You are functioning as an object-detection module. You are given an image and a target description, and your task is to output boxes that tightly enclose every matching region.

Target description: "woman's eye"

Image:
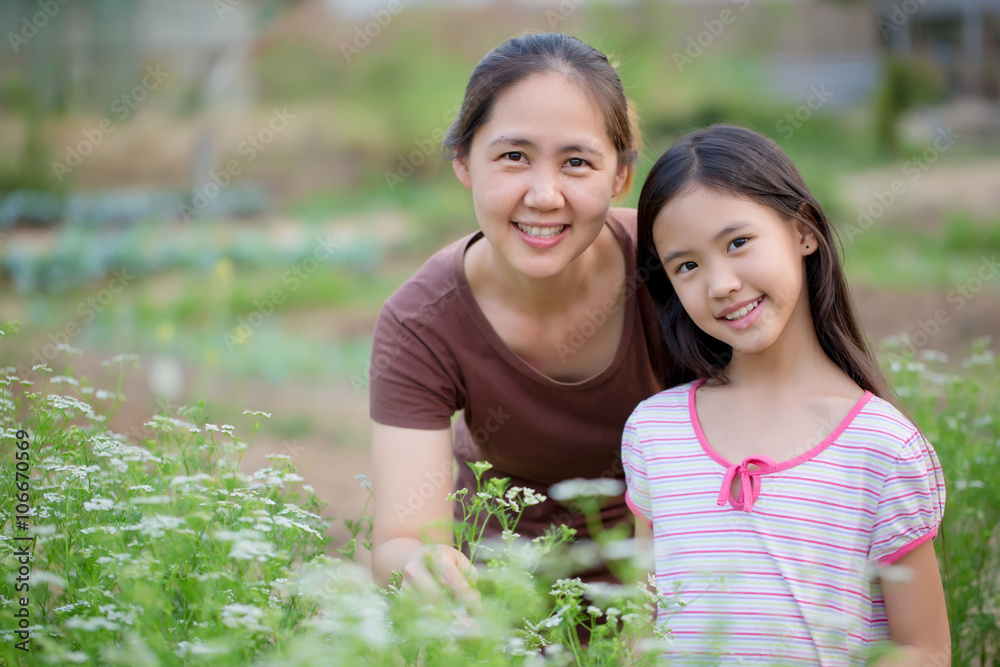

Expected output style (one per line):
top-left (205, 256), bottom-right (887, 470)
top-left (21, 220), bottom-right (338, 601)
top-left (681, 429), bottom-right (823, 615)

top-left (676, 261), bottom-right (697, 274)
top-left (728, 237), bottom-right (749, 251)
top-left (566, 157), bottom-right (587, 168)
top-left (503, 152), bottom-right (525, 162)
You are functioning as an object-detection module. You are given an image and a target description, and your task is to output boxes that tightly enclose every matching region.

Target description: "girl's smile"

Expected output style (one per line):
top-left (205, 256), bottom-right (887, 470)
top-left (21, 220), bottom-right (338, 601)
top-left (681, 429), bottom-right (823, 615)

top-left (718, 295), bottom-right (765, 330)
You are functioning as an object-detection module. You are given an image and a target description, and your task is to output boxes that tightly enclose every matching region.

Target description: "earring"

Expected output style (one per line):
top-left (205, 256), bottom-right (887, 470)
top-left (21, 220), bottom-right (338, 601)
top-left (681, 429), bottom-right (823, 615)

top-left (805, 245), bottom-right (810, 249)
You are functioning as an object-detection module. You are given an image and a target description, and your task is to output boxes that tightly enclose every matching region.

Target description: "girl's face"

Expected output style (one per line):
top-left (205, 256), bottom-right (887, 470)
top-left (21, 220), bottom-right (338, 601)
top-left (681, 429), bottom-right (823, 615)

top-left (453, 72), bottom-right (628, 280)
top-left (652, 184), bottom-right (818, 357)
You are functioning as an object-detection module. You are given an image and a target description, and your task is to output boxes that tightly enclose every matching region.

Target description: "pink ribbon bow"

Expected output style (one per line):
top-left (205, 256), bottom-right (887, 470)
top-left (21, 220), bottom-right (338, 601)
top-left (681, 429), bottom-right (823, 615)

top-left (717, 456), bottom-right (777, 513)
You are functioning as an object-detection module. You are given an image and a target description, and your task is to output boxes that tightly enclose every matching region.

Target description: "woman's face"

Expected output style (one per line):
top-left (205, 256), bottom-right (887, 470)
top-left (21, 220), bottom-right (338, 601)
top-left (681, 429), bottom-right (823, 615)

top-left (453, 72), bottom-right (628, 280)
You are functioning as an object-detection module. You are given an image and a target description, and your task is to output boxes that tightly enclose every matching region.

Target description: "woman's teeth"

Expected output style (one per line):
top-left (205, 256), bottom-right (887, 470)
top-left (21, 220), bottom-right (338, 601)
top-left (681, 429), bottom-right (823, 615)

top-left (516, 223), bottom-right (565, 239)
top-left (724, 297), bottom-right (763, 321)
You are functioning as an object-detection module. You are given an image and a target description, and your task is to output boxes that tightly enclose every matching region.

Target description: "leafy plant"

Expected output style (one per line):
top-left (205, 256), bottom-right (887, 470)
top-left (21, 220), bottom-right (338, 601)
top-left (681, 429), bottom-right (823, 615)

top-left (2, 321), bottom-right (997, 665)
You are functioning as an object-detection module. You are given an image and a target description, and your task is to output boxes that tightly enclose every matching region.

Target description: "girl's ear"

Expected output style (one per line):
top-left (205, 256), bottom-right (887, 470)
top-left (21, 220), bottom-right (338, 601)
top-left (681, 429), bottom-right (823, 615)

top-left (453, 155), bottom-right (472, 190)
top-left (797, 220), bottom-right (819, 256)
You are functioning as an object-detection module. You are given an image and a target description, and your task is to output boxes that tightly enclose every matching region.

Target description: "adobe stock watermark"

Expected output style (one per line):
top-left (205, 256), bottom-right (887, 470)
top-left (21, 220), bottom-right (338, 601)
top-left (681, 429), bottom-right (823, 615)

top-left (775, 84), bottom-right (834, 140)
top-left (878, 0), bottom-right (929, 41)
top-left (841, 126), bottom-right (960, 244)
top-left (222, 232), bottom-right (340, 351)
top-left (546, 0), bottom-right (585, 30)
top-left (886, 254), bottom-right (999, 362)
top-left (393, 407), bottom-right (511, 521)
top-left (179, 107), bottom-right (295, 222)
top-left (51, 65), bottom-right (170, 182)
top-left (352, 275), bottom-right (464, 395)
top-left (214, 0), bottom-right (247, 20)
top-left (672, 0), bottom-right (751, 73)
top-left (384, 103), bottom-right (461, 192)
top-left (340, 0), bottom-right (406, 64)
top-left (8, 0), bottom-right (70, 54)
top-left (556, 252), bottom-right (662, 363)
top-left (26, 269), bottom-right (135, 370)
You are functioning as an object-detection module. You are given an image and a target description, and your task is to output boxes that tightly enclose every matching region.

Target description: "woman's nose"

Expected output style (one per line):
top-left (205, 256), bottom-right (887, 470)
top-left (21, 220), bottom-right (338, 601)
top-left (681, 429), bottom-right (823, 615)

top-left (524, 168), bottom-right (565, 211)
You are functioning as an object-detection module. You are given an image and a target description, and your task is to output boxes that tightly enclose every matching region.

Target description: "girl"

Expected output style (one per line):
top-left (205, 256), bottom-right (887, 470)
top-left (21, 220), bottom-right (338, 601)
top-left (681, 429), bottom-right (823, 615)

top-left (624, 125), bottom-right (949, 665)
top-left (370, 33), bottom-right (669, 600)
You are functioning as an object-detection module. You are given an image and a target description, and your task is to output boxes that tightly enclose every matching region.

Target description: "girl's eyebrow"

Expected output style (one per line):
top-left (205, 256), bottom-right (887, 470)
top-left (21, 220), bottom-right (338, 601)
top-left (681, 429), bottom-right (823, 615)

top-left (488, 137), bottom-right (604, 156)
top-left (660, 222), bottom-right (750, 265)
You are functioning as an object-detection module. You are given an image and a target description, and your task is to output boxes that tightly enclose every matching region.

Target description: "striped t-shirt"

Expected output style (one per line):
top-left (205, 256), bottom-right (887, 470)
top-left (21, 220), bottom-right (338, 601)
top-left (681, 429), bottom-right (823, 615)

top-left (622, 380), bottom-right (945, 665)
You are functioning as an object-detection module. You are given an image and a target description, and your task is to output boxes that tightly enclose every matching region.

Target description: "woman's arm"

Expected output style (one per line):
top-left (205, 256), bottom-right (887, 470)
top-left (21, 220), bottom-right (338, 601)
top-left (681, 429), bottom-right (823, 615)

top-left (876, 540), bottom-right (951, 666)
top-left (371, 422), bottom-right (477, 603)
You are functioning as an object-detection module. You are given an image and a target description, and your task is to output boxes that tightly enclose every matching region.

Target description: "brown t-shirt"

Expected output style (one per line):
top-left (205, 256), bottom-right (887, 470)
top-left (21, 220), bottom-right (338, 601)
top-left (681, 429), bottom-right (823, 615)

top-left (369, 213), bottom-right (667, 565)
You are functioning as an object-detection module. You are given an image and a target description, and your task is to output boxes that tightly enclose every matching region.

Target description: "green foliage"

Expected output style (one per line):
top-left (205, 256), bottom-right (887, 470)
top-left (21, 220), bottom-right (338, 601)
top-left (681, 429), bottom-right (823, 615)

top-left (838, 210), bottom-right (1000, 288)
top-left (882, 338), bottom-right (1000, 665)
top-left (2, 322), bottom-right (997, 665)
top-left (875, 56), bottom-right (946, 156)
top-left (0, 77), bottom-right (65, 198)
top-left (0, 327), bottom-right (330, 665)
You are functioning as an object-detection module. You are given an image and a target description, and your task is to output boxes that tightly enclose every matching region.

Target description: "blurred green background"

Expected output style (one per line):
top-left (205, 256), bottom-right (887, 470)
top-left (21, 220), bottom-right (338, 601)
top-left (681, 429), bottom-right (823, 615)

top-left (1, 0), bottom-right (999, 540)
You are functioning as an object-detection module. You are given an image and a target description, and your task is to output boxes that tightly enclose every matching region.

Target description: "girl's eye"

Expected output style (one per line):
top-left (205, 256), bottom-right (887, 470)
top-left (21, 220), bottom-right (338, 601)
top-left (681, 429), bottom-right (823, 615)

top-left (566, 157), bottom-right (587, 168)
top-left (728, 237), bottom-right (749, 251)
top-left (504, 152), bottom-right (525, 162)
top-left (676, 261), bottom-right (697, 274)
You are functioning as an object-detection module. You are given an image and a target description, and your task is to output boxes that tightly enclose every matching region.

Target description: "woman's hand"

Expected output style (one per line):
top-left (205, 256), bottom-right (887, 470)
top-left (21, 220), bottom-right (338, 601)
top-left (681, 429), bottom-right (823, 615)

top-left (401, 544), bottom-right (481, 610)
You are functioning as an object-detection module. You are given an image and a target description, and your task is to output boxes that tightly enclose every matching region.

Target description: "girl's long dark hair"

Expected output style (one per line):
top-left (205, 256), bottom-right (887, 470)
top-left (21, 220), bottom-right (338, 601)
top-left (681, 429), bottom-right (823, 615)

top-left (636, 124), bottom-right (896, 403)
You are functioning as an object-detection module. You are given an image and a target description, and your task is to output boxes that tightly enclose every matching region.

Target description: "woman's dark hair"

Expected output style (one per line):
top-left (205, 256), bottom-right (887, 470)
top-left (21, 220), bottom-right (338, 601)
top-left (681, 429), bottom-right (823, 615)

top-left (444, 32), bottom-right (640, 195)
top-left (636, 124), bottom-right (896, 402)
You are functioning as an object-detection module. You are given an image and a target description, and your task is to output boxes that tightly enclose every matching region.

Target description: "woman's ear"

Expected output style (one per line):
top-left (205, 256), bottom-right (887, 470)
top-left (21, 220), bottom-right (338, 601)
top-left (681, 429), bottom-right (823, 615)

top-left (452, 155), bottom-right (472, 190)
top-left (611, 160), bottom-right (629, 199)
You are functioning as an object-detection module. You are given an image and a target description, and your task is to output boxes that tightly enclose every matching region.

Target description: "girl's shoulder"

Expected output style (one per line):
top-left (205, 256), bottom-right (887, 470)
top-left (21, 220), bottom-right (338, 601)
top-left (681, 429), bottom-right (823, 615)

top-left (853, 394), bottom-right (923, 444)
top-left (631, 379), bottom-right (701, 416)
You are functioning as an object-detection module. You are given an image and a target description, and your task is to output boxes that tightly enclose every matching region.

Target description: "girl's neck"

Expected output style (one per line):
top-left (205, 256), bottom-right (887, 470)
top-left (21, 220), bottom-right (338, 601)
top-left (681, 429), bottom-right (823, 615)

top-left (727, 313), bottom-right (850, 398)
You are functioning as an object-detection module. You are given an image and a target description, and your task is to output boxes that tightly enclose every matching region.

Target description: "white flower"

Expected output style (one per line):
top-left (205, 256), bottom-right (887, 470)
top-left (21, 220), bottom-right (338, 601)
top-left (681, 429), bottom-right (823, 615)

top-left (57, 343), bottom-right (83, 356)
top-left (170, 473), bottom-right (214, 490)
top-left (50, 376), bottom-right (80, 386)
top-left (221, 603), bottom-right (271, 632)
top-left (242, 410), bottom-right (272, 418)
top-left (84, 497), bottom-right (115, 511)
top-left (123, 514), bottom-right (186, 538)
top-left (32, 571), bottom-right (67, 588)
top-left (101, 353), bottom-right (139, 368)
top-left (32, 363), bottom-right (52, 373)
top-left (175, 639), bottom-right (226, 657)
top-left (548, 478), bottom-right (625, 502)
top-left (47, 394), bottom-right (98, 418)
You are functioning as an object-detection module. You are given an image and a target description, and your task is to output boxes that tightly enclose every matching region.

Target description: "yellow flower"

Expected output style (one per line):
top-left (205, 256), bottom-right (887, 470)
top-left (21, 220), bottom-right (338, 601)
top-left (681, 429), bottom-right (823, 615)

top-left (213, 257), bottom-right (234, 282)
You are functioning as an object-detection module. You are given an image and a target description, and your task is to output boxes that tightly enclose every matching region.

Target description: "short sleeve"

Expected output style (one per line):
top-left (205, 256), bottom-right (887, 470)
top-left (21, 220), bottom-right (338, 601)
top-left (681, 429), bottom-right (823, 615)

top-left (869, 432), bottom-right (946, 564)
top-left (622, 410), bottom-right (653, 527)
top-left (368, 303), bottom-right (462, 430)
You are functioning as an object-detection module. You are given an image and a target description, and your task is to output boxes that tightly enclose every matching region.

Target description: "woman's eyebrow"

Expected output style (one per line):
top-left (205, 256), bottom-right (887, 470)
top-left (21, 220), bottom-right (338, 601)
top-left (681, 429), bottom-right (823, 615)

top-left (487, 137), bottom-right (604, 156)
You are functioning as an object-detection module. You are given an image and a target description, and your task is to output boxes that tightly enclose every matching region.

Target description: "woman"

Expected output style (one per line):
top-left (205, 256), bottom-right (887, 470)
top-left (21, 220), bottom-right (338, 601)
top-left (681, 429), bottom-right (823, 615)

top-left (370, 33), bottom-right (669, 599)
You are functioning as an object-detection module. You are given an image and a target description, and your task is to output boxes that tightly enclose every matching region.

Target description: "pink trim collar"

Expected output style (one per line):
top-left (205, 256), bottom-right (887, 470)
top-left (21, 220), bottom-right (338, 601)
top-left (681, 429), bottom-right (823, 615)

top-left (688, 378), bottom-right (873, 511)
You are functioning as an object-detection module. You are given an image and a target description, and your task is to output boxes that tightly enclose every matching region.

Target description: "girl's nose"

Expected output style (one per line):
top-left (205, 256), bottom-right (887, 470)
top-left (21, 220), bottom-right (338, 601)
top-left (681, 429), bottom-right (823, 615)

top-left (707, 264), bottom-right (741, 300)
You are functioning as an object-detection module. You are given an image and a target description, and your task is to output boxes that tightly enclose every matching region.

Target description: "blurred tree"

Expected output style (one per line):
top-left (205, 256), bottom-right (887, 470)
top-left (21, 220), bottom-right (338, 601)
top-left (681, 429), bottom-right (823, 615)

top-left (874, 54), bottom-right (945, 155)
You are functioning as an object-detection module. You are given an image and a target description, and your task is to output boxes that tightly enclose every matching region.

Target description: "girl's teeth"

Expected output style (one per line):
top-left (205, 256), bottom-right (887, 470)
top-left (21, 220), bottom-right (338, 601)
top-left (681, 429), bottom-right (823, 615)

top-left (516, 223), bottom-right (565, 239)
top-left (725, 297), bottom-right (762, 321)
